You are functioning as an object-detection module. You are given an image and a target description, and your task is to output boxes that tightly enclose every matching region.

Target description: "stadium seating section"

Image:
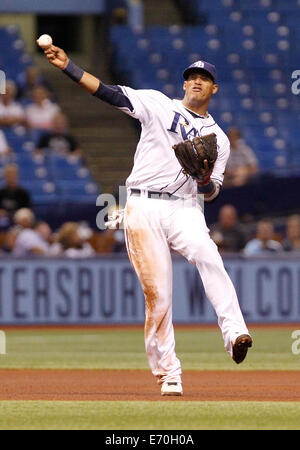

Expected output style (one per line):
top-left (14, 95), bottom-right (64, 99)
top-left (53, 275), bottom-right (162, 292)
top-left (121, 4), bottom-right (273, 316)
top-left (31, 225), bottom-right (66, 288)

top-left (0, 25), bottom-right (99, 206)
top-left (110, 0), bottom-right (300, 173)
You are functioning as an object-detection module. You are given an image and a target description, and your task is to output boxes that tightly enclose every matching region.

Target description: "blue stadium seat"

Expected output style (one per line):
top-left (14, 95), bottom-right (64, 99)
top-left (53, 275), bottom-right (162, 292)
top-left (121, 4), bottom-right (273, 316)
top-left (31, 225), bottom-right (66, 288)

top-left (200, 0), bottom-right (232, 12)
top-left (2, 128), bottom-right (30, 152)
top-left (52, 166), bottom-right (92, 182)
top-left (206, 10), bottom-right (246, 26)
top-left (20, 180), bottom-right (58, 204)
top-left (247, 10), bottom-right (283, 25)
top-left (19, 165), bottom-right (49, 181)
top-left (48, 154), bottom-right (80, 168)
top-left (56, 180), bottom-right (99, 203)
top-left (238, 0), bottom-right (276, 12)
top-left (276, 0), bottom-right (300, 13)
top-left (110, 22), bottom-right (300, 173)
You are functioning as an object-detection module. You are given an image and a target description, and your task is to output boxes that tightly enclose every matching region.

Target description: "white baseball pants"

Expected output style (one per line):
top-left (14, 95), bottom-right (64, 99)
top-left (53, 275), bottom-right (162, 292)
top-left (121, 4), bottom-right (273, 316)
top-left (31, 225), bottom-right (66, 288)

top-left (124, 191), bottom-right (249, 384)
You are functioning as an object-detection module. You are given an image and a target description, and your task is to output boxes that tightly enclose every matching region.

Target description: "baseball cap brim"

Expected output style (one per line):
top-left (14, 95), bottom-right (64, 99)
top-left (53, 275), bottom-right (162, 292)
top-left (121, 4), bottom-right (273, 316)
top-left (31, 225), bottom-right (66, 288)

top-left (183, 67), bottom-right (216, 82)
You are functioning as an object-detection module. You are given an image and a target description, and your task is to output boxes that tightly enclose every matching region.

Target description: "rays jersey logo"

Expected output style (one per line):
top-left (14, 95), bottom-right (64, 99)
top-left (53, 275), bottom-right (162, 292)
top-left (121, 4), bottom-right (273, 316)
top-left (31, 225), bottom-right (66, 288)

top-left (168, 111), bottom-right (199, 140)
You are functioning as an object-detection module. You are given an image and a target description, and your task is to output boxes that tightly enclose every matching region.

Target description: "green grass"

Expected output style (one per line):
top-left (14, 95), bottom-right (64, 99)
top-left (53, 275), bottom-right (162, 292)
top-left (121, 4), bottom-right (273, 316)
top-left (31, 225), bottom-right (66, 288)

top-left (0, 401), bottom-right (299, 430)
top-left (0, 327), bottom-right (299, 370)
top-left (0, 326), bottom-right (299, 430)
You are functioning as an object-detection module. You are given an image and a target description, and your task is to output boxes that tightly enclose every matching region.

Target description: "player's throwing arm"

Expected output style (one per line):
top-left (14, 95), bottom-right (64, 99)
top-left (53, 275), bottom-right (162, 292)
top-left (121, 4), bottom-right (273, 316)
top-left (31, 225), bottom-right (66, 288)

top-left (39, 37), bottom-right (134, 112)
top-left (38, 37), bottom-right (100, 94)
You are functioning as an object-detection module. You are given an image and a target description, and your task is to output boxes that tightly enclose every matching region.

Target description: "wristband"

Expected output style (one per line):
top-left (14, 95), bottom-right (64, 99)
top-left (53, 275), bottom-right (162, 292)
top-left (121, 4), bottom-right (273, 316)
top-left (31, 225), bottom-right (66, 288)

top-left (62, 59), bottom-right (84, 82)
top-left (197, 180), bottom-right (214, 194)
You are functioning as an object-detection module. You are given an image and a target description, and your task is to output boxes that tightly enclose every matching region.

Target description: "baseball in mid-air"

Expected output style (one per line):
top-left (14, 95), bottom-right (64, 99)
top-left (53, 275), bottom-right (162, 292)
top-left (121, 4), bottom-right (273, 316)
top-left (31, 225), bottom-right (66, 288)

top-left (37, 34), bottom-right (53, 48)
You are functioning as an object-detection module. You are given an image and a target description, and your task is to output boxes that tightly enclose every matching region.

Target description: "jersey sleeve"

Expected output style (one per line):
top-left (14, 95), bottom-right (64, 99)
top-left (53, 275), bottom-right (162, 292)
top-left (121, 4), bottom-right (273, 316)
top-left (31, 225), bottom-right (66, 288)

top-left (118, 86), bottom-right (152, 123)
top-left (211, 133), bottom-right (230, 187)
top-left (93, 83), bottom-right (159, 124)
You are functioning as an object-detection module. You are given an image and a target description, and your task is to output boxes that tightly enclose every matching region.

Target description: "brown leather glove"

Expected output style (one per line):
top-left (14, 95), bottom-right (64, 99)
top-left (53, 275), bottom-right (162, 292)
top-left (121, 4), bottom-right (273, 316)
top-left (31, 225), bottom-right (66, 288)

top-left (173, 133), bottom-right (218, 185)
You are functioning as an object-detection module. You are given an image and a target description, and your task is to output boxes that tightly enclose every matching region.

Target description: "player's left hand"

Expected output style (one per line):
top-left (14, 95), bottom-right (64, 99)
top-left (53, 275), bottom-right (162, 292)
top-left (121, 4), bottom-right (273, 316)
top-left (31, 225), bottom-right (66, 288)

top-left (173, 133), bottom-right (217, 184)
top-left (196, 159), bottom-right (213, 186)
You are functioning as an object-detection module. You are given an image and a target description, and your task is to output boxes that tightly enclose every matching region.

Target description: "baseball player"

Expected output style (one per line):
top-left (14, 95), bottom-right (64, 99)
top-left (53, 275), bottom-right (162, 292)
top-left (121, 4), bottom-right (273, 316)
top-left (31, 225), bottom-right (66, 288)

top-left (42, 43), bottom-right (252, 396)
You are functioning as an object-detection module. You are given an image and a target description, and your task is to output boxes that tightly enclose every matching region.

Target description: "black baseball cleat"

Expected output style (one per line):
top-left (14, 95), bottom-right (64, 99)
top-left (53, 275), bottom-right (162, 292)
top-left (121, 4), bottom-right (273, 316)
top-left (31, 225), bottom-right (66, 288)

top-left (232, 334), bottom-right (253, 364)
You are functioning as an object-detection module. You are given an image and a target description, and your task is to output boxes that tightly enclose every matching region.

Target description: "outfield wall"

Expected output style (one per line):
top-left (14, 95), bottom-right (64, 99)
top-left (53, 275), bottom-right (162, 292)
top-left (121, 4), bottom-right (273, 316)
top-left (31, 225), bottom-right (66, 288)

top-left (0, 255), bottom-right (299, 325)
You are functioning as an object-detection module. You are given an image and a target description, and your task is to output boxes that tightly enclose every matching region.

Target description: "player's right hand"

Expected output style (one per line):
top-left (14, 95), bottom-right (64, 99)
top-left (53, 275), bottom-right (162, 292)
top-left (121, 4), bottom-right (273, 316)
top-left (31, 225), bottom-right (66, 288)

top-left (39, 43), bottom-right (69, 70)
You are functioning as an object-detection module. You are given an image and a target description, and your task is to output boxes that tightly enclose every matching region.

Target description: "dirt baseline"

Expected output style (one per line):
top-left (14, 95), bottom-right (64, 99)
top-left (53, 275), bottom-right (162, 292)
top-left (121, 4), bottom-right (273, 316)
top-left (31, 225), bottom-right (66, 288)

top-left (0, 370), bottom-right (300, 401)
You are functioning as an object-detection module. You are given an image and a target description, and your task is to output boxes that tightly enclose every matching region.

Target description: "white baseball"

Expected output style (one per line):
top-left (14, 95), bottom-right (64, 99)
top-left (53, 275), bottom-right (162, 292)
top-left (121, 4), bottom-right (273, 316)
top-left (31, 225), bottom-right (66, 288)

top-left (37, 34), bottom-right (53, 48)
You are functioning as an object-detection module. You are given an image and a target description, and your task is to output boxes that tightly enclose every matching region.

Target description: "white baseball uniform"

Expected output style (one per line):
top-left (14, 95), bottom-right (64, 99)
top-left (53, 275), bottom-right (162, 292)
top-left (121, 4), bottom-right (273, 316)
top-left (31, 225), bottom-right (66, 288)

top-left (99, 84), bottom-right (249, 385)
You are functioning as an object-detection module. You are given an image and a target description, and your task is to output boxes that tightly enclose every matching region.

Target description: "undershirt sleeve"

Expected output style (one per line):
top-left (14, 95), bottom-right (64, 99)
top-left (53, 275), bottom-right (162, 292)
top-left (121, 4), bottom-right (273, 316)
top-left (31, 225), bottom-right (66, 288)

top-left (93, 83), bottom-right (134, 112)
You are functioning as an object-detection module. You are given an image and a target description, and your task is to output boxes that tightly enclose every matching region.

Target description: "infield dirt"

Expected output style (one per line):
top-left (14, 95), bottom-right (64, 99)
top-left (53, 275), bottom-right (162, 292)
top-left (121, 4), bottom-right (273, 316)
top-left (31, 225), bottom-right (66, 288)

top-left (1, 369), bottom-right (300, 402)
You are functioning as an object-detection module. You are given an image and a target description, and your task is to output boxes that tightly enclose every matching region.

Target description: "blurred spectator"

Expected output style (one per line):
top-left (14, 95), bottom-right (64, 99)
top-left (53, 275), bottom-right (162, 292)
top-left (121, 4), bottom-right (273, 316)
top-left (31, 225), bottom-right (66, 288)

top-left (0, 209), bottom-right (11, 231)
top-left (111, 8), bottom-right (128, 25)
top-left (1, 226), bottom-right (19, 253)
top-left (244, 220), bottom-right (282, 255)
top-left (282, 215), bottom-right (300, 251)
top-left (210, 204), bottom-right (247, 252)
top-left (98, 228), bottom-right (127, 253)
top-left (0, 130), bottom-right (12, 158)
top-left (173, 0), bottom-right (206, 24)
top-left (92, 228), bottom-right (115, 253)
top-left (1, 208), bottom-right (31, 253)
top-left (52, 222), bottom-right (95, 258)
top-left (18, 66), bottom-right (49, 100)
top-left (36, 112), bottom-right (82, 158)
top-left (13, 209), bottom-right (51, 256)
top-left (107, 0), bottom-right (128, 25)
top-left (13, 206), bottom-right (35, 229)
top-left (224, 127), bottom-right (258, 188)
top-left (25, 86), bottom-right (60, 131)
top-left (0, 164), bottom-right (31, 217)
top-left (113, 229), bottom-right (126, 252)
top-left (0, 80), bottom-right (27, 128)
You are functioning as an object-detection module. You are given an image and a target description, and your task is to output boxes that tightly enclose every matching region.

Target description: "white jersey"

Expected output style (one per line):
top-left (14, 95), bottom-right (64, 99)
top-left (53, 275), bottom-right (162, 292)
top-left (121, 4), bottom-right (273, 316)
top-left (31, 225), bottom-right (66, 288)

top-left (119, 86), bottom-right (230, 197)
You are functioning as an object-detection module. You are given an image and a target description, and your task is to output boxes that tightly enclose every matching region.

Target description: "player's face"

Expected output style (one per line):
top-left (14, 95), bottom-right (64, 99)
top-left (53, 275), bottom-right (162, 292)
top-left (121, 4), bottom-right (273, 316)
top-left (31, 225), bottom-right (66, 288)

top-left (183, 72), bottom-right (218, 105)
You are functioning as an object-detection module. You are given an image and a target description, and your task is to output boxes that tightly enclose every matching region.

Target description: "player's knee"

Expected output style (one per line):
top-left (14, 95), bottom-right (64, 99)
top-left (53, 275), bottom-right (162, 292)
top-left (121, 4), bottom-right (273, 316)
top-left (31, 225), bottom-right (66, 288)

top-left (144, 289), bottom-right (170, 315)
top-left (146, 305), bottom-right (170, 328)
top-left (185, 240), bottom-right (206, 264)
top-left (187, 238), bottom-right (219, 265)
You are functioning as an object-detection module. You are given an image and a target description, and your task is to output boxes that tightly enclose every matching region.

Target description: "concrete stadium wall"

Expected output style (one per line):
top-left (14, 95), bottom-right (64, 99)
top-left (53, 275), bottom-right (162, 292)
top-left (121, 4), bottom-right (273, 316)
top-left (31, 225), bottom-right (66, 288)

top-left (0, 254), bottom-right (299, 325)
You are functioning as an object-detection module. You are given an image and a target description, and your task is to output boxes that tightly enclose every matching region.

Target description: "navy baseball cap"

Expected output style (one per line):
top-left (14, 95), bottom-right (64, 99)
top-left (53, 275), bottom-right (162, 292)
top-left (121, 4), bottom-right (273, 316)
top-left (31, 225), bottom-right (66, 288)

top-left (183, 60), bottom-right (217, 82)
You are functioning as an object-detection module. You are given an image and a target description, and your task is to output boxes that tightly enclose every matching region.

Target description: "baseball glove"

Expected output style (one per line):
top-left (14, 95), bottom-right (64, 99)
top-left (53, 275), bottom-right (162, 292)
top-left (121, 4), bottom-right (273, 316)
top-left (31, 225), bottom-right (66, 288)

top-left (173, 133), bottom-right (218, 185)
